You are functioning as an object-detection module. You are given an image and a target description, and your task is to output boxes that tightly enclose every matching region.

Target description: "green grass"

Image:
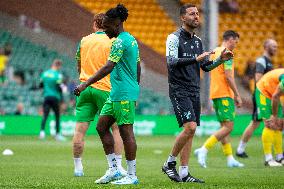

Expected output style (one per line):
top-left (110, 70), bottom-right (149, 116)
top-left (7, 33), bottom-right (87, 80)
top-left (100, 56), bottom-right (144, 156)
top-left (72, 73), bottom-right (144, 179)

top-left (0, 136), bottom-right (284, 188)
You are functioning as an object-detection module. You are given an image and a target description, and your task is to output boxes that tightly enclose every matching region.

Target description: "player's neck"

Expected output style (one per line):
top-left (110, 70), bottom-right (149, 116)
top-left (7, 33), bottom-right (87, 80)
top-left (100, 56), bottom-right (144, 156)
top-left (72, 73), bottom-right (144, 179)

top-left (182, 25), bottom-right (195, 36)
top-left (119, 26), bottom-right (124, 34)
top-left (51, 66), bottom-right (58, 71)
top-left (263, 52), bottom-right (271, 60)
top-left (95, 29), bottom-right (104, 32)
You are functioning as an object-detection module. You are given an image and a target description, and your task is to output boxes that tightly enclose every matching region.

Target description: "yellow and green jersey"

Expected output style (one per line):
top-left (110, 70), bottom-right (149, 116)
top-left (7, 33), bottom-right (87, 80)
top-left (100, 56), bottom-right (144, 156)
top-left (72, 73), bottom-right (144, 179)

top-left (256, 68), bottom-right (284, 99)
top-left (108, 32), bottom-right (140, 101)
top-left (41, 69), bottom-right (63, 100)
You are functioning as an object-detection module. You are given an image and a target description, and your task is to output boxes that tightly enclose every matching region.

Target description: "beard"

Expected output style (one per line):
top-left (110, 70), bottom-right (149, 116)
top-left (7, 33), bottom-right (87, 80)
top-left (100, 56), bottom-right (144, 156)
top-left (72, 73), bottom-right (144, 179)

top-left (268, 49), bottom-right (276, 56)
top-left (186, 20), bottom-right (199, 29)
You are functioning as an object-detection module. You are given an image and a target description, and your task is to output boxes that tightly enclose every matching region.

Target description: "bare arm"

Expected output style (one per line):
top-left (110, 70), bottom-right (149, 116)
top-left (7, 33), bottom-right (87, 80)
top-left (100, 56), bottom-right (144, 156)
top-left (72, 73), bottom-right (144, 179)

top-left (271, 85), bottom-right (283, 117)
top-left (266, 85), bottom-right (284, 130)
top-left (137, 62), bottom-right (141, 84)
top-left (77, 60), bottom-right (81, 74)
top-left (200, 48), bottom-right (234, 72)
top-left (74, 61), bottom-right (115, 96)
top-left (255, 73), bottom-right (263, 82)
top-left (75, 41), bottom-right (81, 74)
top-left (225, 69), bottom-right (242, 107)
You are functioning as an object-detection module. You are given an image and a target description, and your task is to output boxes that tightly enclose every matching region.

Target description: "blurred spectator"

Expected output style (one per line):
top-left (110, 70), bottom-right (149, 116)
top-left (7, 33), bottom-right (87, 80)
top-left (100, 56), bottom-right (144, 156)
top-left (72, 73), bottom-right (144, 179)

top-left (4, 43), bottom-right (12, 56)
top-left (13, 70), bottom-right (25, 85)
top-left (0, 47), bottom-right (9, 84)
top-left (19, 14), bottom-right (41, 33)
top-left (4, 43), bottom-right (13, 81)
top-left (0, 107), bottom-right (5, 115)
top-left (14, 102), bottom-right (24, 115)
top-left (218, 0), bottom-right (239, 13)
top-left (242, 60), bottom-right (255, 92)
top-left (37, 106), bottom-right (43, 115)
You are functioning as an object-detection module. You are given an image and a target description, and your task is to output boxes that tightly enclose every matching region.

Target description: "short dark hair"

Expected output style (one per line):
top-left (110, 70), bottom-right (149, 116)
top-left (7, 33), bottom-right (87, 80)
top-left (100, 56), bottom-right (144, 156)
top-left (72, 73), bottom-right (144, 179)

top-left (93, 13), bottom-right (105, 29)
top-left (222, 30), bottom-right (239, 41)
top-left (180, 3), bottom-right (196, 16)
top-left (105, 4), bottom-right (128, 22)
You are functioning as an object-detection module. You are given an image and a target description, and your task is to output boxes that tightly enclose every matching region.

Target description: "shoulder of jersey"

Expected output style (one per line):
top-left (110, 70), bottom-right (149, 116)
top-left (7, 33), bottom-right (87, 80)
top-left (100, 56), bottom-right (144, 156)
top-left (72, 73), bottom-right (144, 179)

top-left (255, 56), bottom-right (265, 64)
top-left (82, 33), bottom-right (98, 40)
top-left (194, 34), bottom-right (202, 41)
top-left (256, 56), bottom-right (265, 60)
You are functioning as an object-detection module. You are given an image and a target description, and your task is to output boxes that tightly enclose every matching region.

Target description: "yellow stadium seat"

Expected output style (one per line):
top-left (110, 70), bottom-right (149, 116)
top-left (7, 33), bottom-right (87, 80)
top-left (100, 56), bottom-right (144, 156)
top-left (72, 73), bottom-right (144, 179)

top-left (218, 0), bottom-right (284, 75)
top-left (74, 0), bottom-right (177, 55)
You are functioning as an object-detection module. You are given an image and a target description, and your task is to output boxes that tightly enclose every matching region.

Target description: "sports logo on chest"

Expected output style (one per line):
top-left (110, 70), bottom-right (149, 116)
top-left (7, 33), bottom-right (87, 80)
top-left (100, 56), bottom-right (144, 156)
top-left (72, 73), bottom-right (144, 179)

top-left (195, 41), bottom-right (200, 49)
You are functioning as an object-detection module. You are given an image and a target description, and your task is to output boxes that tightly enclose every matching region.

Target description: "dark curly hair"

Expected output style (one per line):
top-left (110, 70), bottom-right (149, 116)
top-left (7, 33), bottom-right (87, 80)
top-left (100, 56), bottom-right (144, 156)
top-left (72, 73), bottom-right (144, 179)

top-left (105, 4), bottom-right (128, 22)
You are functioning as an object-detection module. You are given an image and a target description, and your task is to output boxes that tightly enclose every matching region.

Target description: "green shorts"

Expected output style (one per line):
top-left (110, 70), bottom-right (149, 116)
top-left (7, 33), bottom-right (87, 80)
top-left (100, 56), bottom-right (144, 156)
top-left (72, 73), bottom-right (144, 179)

top-left (100, 99), bottom-right (136, 126)
top-left (76, 87), bottom-right (110, 122)
top-left (213, 97), bottom-right (235, 122)
top-left (255, 88), bottom-right (283, 120)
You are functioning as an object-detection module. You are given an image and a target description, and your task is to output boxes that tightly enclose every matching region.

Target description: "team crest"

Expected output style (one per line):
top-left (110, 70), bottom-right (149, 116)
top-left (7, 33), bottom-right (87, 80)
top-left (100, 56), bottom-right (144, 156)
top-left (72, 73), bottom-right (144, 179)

top-left (222, 99), bottom-right (229, 106)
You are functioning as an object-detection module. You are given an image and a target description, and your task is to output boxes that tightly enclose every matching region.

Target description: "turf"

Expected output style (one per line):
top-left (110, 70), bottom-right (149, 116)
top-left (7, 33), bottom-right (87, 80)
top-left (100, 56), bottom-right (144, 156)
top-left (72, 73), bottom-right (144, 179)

top-left (0, 135), bottom-right (283, 188)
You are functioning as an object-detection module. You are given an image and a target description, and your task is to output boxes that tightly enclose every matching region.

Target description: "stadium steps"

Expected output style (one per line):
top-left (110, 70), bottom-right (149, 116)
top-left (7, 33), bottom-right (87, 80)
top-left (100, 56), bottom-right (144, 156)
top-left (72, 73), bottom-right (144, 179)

top-left (0, 30), bottom-right (171, 115)
top-left (0, 30), bottom-right (77, 115)
top-left (74, 0), bottom-right (177, 55)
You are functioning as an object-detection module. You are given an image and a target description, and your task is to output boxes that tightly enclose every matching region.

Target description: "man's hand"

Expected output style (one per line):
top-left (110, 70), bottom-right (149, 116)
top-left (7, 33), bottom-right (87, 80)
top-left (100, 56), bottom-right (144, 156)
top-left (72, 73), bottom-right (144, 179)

top-left (196, 51), bottom-right (214, 62)
top-left (235, 95), bottom-right (242, 108)
top-left (73, 83), bottom-right (87, 96)
top-left (220, 48), bottom-right (234, 61)
top-left (265, 115), bottom-right (278, 130)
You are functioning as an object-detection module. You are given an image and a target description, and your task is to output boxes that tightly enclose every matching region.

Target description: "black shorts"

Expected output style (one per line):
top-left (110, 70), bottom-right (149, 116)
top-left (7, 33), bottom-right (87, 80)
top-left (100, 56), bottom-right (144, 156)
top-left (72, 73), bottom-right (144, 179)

top-left (170, 93), bottom-right (200, 127)
top-left (252, 90), bottom-right (261, 121)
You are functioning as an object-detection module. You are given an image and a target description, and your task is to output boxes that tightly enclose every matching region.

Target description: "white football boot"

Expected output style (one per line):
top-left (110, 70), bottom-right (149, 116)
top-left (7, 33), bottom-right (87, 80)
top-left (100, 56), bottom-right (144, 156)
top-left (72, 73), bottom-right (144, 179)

top-left (95, 168), bottom-right (122, 184)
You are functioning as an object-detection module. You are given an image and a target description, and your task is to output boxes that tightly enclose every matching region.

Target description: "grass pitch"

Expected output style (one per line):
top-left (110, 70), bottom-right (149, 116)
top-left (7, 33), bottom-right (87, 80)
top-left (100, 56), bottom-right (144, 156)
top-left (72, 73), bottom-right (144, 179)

top-left (1, 135), bottom-right (284, 188)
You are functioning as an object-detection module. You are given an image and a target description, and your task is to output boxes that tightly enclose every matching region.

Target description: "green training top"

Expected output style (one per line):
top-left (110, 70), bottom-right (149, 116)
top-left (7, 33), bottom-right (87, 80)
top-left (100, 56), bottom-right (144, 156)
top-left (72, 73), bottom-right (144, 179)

top-left (41, 69), bottom-right (63, 100)
top-left (108, 32), bottom-right (140, 101)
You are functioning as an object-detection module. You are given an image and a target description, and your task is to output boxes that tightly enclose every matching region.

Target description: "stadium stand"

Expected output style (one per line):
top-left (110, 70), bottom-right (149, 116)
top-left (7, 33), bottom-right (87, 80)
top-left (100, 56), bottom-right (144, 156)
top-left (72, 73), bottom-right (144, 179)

top-left (181, 0), bottom-right (284, 76)
top-left (74, 0), bottom-right (177, 55)
top-left (0, 30), bottom-right (171, 115)
top-left (219, 0), bottom-right (284, 76)
top-left (0, 30), bottom-right (77, 115)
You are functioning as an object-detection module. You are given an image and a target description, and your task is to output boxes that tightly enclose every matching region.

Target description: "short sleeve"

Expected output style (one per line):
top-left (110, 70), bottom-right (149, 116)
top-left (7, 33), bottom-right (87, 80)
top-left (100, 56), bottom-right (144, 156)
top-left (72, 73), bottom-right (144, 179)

top-left (224, 59), bottom-right (233, 70)
top-left (57, 74), bottom-right (63, 84)
top-left (75, 41), bottom-right (81, 62)
top-left (279, 74), bottom-right (284, 91)
top-left (137, 49), bottom-right (140, 63)
top-left (108, 38), bottom-right (124, 63)
top-left (255, 57), bottom-right (266, 74)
